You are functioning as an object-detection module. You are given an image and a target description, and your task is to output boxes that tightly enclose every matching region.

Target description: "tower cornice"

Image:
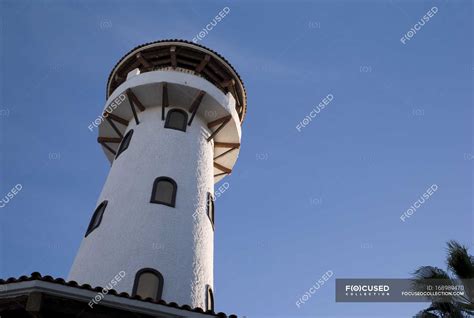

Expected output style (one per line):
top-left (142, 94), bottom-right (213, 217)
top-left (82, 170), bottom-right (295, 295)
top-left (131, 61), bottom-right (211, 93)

top-left (106, 39), bottom-right (247, 123)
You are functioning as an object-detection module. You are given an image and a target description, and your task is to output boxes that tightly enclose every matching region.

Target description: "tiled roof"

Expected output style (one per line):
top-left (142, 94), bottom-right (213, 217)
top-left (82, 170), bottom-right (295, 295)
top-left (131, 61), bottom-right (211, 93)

top-left (0, 272), bottom-right (237, 318)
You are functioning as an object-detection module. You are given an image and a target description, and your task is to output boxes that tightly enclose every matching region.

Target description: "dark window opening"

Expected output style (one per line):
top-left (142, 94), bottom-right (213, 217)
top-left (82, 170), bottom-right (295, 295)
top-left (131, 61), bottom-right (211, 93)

top-left (85, 200), bottom-right (108, 237)
top-left (132, 268), bottom-right (164, 301)
top-left (150, 177), bottom-right (177, 207)
top-left (116, 129), bottom-right (134, 158)
top-left (165, 109), bottom-right (188, 132)
top-left (206, 285), bottom-right (214, 311)
top-left (207, 192), bottom-right (214, 229)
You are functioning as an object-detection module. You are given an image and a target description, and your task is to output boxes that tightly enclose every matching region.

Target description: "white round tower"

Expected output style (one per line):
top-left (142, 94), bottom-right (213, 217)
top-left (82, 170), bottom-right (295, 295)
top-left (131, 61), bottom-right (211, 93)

top-left (68, 40), bottom-right (246, 311)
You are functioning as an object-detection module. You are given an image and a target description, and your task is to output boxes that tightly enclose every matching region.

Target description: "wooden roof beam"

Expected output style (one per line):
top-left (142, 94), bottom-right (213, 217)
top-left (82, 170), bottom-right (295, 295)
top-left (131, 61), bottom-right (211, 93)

top-left (207, 115), bottom-right (231, 142)
top-left (221, 79), bottom-right (235, 88)
top-left (97, 137), bottom-right (122, 143)
top-left (214, 147), bottom-right (238, 160)
top-left (178, 50), bottom-right (206, 61)
top-left (207, 61), bottom-right (228, 80)
top-left (136, 53), bottom-right (151, 69)
top-left (176, 57), bottom-right (196, 67)
top-left (114, 73), bottom-right (124, 82)
top-left (105, 117), bottom-right (124, 138)
top-left (126, 89), bottom-right (146, 112)
top-left (208, 115), bottom-right (232, 129)
top-left (214, 162), bottom-right (232, 174)
top-left (170, 46), bottom-right (177, 68)
top-left (126, 90), bottom-right (141, 125)
top-left (105, 113), bottom-right (129, 126)
top-left (214, 142), bottom-right (240, 148)
top-left (188, 91), bottom-right (206, 113)
top-left (201, 68), bottom-right (222, 87)
top-left (99, 141), bottom-right (117, 156)
top-left (188, 91), bottom-right (206, 126)
top-left (195, 54), bottom-right (211, 73)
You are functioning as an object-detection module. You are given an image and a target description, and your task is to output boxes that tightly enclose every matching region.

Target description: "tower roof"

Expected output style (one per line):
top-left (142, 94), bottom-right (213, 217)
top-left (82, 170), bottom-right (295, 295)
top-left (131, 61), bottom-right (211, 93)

top-left (106, 39), bottom-right (247, 123)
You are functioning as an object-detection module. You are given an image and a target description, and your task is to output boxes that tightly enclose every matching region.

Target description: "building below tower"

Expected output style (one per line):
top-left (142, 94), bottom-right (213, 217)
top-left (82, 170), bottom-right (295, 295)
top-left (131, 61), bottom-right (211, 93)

top-left (0, 272), bottom-right (237, 318)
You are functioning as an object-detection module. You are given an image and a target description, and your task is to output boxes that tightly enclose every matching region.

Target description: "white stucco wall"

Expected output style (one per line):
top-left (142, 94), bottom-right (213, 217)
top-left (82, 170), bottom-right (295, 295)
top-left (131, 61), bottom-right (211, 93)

top-left (69, 105), bottom-right (215, 308)
top-left (97, 70), bottom-right (242, 183)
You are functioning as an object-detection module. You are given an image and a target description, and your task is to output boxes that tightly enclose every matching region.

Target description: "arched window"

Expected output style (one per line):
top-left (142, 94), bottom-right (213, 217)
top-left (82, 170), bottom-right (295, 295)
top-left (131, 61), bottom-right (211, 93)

top-left (206, 285), bottom-right (214, 311)
top-left (116, 129), bottom-right (134, 158)
top-left (150, 177), bottom-right (177, 207)
top-left (85, 200), bottom-right (108, 237)
top-left (207, 192), bottom-right (214, 229)
top-left (132, 268), bottom-right (164, 301)
top-left (164, 109), bottom-right (188, 132)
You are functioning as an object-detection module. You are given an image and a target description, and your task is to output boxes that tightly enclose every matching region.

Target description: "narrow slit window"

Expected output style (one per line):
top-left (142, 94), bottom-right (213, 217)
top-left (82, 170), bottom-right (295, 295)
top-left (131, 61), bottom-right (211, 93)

top-left (150, 177), bottom-right (177, 207)
top-left (116, 129), bottom-right (134, 158)
top-left (207, 192), bottom-right (214, 228)
top-left (132, 268), bottom-right (164, 301)
top-left (165, 109), bottom-right (188, 132)
top-left (206, 285), bottom-right (214, 311)
top-left (85, 200), bottom-right (108, 237)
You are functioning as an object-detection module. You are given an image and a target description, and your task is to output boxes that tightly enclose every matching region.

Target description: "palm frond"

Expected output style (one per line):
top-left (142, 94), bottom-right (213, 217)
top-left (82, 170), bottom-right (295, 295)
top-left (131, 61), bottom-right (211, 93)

top-left (414, 309), bottom-right (439, 318)
top-left (412, 241), bottom-right (474, 317)
top-left (446, 240), bottom-right (474, 280)
top-left (446, 241), bottom-right (474, 309)
top-left (429, 302), bottom-right (465, 318)
top-left (414, 302), bottom-right (467, 318)
top-left (413, 266), bottom-right (450, 280)
top-left (412, 266), bottom-right (454, 304)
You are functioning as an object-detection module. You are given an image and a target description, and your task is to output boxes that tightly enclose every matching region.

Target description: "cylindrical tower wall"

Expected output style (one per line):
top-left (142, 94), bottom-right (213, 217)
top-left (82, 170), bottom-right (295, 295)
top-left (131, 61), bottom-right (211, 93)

top-left (69, 58), bottom-right (244, 309)
top-left (68, 105), bottom-right (215, 308)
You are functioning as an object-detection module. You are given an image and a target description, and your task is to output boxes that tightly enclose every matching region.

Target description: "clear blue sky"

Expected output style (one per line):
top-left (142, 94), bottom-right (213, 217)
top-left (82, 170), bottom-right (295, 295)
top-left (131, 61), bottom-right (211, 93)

top-left (0, 1), bottom-right (472, 317)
